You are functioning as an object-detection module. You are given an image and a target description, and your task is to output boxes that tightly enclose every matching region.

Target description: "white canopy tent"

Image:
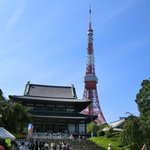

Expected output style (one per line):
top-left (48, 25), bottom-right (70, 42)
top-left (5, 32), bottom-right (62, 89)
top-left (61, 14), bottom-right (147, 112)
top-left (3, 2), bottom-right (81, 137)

top-left (0, 127), bottom-right (16, 140)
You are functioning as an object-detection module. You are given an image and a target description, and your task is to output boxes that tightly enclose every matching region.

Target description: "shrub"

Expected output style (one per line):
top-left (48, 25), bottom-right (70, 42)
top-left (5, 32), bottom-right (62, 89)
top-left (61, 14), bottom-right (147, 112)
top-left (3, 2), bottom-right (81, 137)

top-left (90, 137), bottom-right (130, 150)
top-left (105, 130), bottom-right (113, 138)
top-left (86, 122), bottom-right (99, 135)
top-left (97, 130), bottom-right (105, 137)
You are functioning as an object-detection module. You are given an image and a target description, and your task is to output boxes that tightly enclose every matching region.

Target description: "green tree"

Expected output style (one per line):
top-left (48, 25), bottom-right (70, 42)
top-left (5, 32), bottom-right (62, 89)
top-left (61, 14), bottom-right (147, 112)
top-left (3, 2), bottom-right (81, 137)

top-left (0, 89), bottom-right (5, 101)
top-left (135, 78), bottom-right (150, 146)
top-left (121, 78), bottom-right (150, 149)
top-left (0, 89), bottom-right (7, 126)
top-left (135, 79), bottom-right (150, 119)
top-left (5, 101), bottom-right (31, 134)
top-left (0, 89), bottom-right (31, 134)
top-left (87, 122), bottom-right (100, 136)
top-left (121, 115), bottom-right (142, 149)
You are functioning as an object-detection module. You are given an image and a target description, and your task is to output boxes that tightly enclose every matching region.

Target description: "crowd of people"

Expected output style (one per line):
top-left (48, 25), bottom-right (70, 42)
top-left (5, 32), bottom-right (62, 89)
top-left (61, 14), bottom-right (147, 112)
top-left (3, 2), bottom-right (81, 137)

top-left (0, 131), bottom-right (78, 150)
top-left (0, 138), bottom-right (72, 150)
top-left (1, 136), bottom-right (149, 150)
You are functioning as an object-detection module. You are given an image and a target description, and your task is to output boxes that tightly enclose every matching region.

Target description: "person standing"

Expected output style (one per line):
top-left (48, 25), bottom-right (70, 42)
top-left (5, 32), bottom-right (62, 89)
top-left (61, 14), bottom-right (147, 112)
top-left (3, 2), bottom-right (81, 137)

top-left (0, 140), bottom-right (4, 150)
top-left (19, 142), bottom-right (29, 150)
top-left (108, 143), bottom-right (112, 150)
top-left (44, 142), bottom-right (49, 150)
top-left (141, 144), bottom-right (149, 150)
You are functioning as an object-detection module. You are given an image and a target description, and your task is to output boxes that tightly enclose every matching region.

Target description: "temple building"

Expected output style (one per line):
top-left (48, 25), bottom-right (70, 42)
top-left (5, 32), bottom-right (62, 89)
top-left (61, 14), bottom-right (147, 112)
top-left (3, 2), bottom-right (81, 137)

top-left (9, 82), bottom-right (97, 136)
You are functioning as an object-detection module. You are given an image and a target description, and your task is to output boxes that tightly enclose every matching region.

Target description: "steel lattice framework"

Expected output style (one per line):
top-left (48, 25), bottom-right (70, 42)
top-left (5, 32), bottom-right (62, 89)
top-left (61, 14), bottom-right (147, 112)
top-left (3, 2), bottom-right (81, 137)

top-left (82, 8), bottom-right (106, 124)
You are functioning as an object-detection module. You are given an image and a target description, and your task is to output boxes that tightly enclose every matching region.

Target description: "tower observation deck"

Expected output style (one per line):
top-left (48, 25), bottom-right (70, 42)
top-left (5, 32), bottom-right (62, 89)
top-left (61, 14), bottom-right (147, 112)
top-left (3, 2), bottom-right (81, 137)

top-left (82, 7), bottom-right (106, 124)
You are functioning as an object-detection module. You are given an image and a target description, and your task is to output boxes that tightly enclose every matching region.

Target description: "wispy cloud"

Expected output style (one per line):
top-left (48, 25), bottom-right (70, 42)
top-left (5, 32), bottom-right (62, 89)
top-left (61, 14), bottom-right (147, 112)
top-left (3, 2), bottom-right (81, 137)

top-left (101, 0), bottom-right (140, 25)
top-left (99, 35), bottom-right (150, 66)
top-left (5, 0), bottom-right (27, 30)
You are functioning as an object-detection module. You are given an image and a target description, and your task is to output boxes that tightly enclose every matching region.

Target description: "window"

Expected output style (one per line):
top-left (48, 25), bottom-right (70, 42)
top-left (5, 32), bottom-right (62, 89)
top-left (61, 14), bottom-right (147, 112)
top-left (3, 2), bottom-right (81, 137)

top-left (68, 124), bottom-right (75, 134)
top-left (79, 124), bottom-right (85, 134)
top-left (34, 104), bottom-right (45, 111)
top-left (26, 106), bottom-right (34, 111)
top-left (55, 105), bottom-right (65, 112)
top-left (66, 106), bottom-right (75, 112)
top-left (47, 105), bottom-right (55, 111)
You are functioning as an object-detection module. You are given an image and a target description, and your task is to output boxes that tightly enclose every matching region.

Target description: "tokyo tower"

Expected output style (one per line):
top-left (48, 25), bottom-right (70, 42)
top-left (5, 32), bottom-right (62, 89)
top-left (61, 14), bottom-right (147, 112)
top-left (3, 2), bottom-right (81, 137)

top-left (82, 7), bottom-right (106, 124)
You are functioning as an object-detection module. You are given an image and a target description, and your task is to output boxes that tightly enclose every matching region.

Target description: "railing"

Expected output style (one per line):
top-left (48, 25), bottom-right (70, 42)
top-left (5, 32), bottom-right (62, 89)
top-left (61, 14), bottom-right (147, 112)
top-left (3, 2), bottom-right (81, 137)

top-left (29, 110), bottom-right (87, 117)
top-left (31, 132), bottom-right (70, 139)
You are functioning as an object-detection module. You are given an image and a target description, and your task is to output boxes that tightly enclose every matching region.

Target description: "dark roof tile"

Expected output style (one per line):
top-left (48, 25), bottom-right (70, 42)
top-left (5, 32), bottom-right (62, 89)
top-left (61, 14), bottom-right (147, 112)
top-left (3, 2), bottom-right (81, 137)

top-left (24, 82), bottom-right (77, 99)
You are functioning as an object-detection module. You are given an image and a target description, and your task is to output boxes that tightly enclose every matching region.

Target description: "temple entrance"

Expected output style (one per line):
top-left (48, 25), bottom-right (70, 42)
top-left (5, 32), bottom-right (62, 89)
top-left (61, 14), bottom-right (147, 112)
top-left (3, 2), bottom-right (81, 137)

top-left (32, 118), bottom-right (87, 136)
top-left (56, 123), bottom-right (67, 133)
top-left (33, 119), bottom-right (68, 133)
top-left (45, 124), bottom-right (54, 133)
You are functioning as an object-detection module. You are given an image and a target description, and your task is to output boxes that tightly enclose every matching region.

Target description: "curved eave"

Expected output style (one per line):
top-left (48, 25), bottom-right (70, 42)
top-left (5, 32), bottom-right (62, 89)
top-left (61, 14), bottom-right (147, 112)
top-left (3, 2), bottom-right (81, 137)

top-left (32, 115), bottom-right (87, 120)
top-left (9, 95), bottom-right (92, 112)
top-left (31, 114), bottom-right (97, 122)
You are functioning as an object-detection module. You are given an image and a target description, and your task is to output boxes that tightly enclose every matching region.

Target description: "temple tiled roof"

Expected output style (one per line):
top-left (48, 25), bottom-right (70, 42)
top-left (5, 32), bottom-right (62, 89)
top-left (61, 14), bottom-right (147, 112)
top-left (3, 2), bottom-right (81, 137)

top-left (103, 118), bottom-right (126, 131)
top-left (24, 82), bottom-right (77, 99)
top-left (9, 82), bottom-right (92, 111)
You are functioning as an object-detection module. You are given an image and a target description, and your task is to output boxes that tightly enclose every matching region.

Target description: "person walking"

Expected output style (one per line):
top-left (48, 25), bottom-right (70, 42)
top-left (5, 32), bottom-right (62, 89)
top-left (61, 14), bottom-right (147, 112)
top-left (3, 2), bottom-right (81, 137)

top-left (107, 143), bottom-right (112, 150)
top-left (0, 140), bottom-right (4, 150)
top-left (141, 144), bottom-right (149, 150)
top-left (44, 142), bottom-right (49, 150)
top-left (19, 142), bottom-right (29, 150)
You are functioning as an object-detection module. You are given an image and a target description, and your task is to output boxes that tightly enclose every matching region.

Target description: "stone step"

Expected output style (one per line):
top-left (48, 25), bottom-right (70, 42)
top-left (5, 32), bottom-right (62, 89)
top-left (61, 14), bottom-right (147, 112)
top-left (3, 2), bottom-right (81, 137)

top-left (31, 138), bottom-right (102, 150)
top-left (67, 139), bottom-right (101, 150)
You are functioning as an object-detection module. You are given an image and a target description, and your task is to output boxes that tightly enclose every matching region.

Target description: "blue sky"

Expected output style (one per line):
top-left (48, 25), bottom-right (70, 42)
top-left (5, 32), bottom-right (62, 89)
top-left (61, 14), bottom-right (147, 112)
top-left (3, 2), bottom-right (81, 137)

top-left (0, 0), bottom-right (150, 123)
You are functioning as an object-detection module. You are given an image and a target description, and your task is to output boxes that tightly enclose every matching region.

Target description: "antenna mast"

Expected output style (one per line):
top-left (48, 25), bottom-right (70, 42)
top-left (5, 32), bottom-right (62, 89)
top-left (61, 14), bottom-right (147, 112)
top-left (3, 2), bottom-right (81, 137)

top-left (82, 5), bottom-right (106, 124)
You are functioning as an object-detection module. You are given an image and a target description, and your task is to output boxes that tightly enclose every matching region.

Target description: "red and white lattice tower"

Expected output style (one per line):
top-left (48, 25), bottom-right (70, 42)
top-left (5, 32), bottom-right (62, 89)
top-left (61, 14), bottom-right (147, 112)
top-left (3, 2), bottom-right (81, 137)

top-left (82, 7), bottom-right (106, 124)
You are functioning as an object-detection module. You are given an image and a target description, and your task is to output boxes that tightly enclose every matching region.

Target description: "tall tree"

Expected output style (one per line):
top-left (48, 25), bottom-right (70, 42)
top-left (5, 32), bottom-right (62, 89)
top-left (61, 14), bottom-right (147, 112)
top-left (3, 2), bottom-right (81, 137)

top-left (4, 100), bottom-right (31, 134)
top-left (121, 115), bottom-right (142, 149)
top-left (0, 89), bottom-right (5, 101)
top-left (0, 89), bottom-right (31, 134)
top-left (11, 102), bottom-right (31, 133)
top-left (135, 79), bottom-right (150, 119)
top-left (0, 89), bottom-right (6, 126)
top-left (122, 78), bottom-right (150, 149)
top-left (135, 78), bottom-right (150, 146)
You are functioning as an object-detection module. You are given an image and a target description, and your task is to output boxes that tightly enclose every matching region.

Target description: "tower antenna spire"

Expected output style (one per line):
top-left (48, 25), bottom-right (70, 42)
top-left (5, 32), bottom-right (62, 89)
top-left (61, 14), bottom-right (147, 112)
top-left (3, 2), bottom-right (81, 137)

top-left (89, 3), bottom-right (92, 29)
top-left (82, 4), bottom-right (106, 124)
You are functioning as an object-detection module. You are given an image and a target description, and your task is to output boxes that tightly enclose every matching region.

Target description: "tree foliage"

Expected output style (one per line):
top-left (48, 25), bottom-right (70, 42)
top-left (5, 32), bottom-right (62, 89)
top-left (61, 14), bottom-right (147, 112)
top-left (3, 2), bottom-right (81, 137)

top-left (136, 78), bottom-right (150, 145)
top-left (87, 122), bottom-right (100, 136)
top-left (121, 116), bottom-right (142, 149)
top-left (121, 78), bottom-right (150, 149)
top-left (135, 79), bottom-right (150, 119)
top-left (87, 122), bottom-right (108, 137)
top-left (0, 89), bottom-right (31, 134)
top-left (0, 89), bottom-right (5, 101)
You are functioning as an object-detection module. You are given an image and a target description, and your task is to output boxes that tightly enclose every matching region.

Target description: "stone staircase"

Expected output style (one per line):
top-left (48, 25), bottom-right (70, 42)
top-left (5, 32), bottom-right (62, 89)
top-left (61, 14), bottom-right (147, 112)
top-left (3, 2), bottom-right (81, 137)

top-left (30, 133), bottom-right (104, 150)
top-left (70, 139), bottom-right (102, 150)
top-left (43, 139), bottom-right (102, 150)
